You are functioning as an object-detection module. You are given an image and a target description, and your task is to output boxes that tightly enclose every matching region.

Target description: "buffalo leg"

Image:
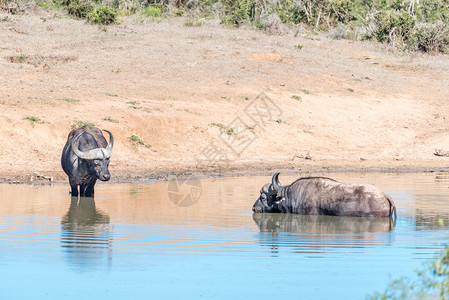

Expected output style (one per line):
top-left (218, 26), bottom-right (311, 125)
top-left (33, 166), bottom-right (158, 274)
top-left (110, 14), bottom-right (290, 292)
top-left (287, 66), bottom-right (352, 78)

top-left (69, 178), bottom-right (79, 196)
top-left (81, 179), bottom-right (96, 197)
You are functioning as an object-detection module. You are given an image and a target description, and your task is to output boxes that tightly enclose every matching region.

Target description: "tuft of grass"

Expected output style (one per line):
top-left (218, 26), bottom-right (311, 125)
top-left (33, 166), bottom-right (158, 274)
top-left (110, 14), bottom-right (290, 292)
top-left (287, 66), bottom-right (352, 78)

top-left (24, 116), bottom-right (40, 122)
top-left (225, 127), bottom-right (234, 135)
top-left (141, 5), bottom-right (162, 18)
top-left (129, 134), bottom-right (144, 145)
top-left (210, 123), bottom-right (226, 129)
top-left (61, 97), bottom-right (80, 103)
top-left (172, 8), bottom-right (184, 16)
top-left (71, 120), bottom-right (95, 129)
top-left (129, 135), bottom-right (151, 149)
top-left (346, 88), bottom-right (354, 92)
top-left (211, 122), bottom-right (236, 135)
top-left (295, 44), bottom-right (304, 50)
top-left (105, 92), bottom-right (118, 97)
top-left (302, 89), bottom-right (311, 94)
top-left (38, 0), bottom-right (63, 10)
top-left (303, 129), bottom-right (314, 135)
top-left (103, 116), bottom-right (119, 123)
top-left (184, 18), bottom-right (205, 27)
top-left (291, 95), bottom-right (302, 101)
top-left (18, 54), bottom-right (27, 63)
top-left (24, 116), bottom-right (44, 127)
top-left (127, 100), bottom-right (141, 109)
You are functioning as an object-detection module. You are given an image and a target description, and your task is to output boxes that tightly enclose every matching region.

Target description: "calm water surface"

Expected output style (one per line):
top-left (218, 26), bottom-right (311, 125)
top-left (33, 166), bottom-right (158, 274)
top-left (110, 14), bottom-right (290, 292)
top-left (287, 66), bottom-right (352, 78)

top-left (1, 173), bottom-right (449, 299)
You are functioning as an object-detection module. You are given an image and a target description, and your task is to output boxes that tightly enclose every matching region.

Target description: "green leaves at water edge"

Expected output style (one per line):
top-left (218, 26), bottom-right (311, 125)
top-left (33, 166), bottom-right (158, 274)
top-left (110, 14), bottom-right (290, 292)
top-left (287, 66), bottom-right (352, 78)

top-left (368, 245), bottom-right (449, 299)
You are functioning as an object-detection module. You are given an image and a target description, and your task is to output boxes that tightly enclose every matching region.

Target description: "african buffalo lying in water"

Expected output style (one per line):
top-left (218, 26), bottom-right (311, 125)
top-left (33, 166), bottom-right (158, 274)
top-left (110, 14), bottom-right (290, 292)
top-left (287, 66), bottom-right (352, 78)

top-left (252, 173), bottom-right (396, 218)
top-left (61, 126), bottom-right (113, 197)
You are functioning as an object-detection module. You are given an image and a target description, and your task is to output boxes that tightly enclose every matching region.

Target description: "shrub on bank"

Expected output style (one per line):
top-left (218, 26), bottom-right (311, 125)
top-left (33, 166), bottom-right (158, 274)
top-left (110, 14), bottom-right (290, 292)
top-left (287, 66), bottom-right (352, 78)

top-left (66, 0), bottom-right (93, 19)
top-left (412, 20), bottom-right (449, 53)
top-left (64, 0), bottom-right (118, 24)
top-left (87, 3), bottom-right (117, 24)
top-left (361, 0), bottom-right (449, 52)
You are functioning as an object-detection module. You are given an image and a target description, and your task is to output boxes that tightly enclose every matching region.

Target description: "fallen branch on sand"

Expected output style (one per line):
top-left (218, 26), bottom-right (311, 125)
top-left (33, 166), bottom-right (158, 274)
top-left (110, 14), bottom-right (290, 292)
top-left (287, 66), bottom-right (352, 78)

top-left (292, 151), bottom-right (312, 160)
top-left (32, 172), bottom-right (53, 182)
top-left (434, 149), bottom-right (449, 157)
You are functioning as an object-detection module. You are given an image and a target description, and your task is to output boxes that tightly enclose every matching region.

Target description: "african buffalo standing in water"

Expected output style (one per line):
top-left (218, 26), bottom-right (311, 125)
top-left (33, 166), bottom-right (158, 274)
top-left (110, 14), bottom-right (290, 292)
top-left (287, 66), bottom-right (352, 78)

top-left (61, 126), bottom-right (113, 197)
top-left (252, 173), bottom-right (396, 218)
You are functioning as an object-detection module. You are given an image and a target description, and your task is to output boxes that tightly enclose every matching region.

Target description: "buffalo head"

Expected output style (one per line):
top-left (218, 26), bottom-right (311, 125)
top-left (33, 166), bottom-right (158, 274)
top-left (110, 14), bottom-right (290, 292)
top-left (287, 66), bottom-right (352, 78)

top-left (252, 172), bottom-right (285, 213)
top-left (72, 129), bottom-right (113, 181)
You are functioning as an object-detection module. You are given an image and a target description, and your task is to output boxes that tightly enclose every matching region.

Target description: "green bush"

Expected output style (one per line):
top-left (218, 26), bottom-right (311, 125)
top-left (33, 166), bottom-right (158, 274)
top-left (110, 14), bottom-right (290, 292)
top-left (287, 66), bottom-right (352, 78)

top-left (372, 9), bottom-right (415, 43)
top-left (37, 0), bottom-right (62, 9)
top-left (43, 0), bottom-right (118, 25)
top-left (67, 0), bottom-right (94, 18)
top-left (1, 0), bottom-right (22, 13)
top-left (172, 7), bottom-right (184, 16)
top-left (217, 0), bottom-right (371, 30)
top-left (220, 0), bottom-right (255, 26)
top-left (183, 17), bottom-right (204, 27)
top-left (412, 21), bottom-right (449, 52)
top-left (87, 4), bottom-right (117, 24)
top-left (141, 5), bottom-right (161, 18)
top-left (361, 0), bottom-right (449, 52)
top-left (334, 0), bottom-right (369, 23)
top-left (368, 245), bottom-right (449, 299)
top-left (416, 0), bottom-right (449, 23)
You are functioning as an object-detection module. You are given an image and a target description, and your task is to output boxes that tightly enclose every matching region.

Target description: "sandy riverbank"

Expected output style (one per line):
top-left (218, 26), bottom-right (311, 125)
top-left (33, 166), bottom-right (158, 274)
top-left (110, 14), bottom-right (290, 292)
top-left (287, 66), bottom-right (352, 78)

top-left (1, 11), bottom-right (449, 183)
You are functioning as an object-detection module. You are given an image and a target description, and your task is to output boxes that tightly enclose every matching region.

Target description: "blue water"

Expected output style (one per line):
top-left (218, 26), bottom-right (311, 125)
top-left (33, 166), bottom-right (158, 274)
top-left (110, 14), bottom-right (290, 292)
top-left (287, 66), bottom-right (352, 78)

top-left (0, 173), bottom-right (448, 299)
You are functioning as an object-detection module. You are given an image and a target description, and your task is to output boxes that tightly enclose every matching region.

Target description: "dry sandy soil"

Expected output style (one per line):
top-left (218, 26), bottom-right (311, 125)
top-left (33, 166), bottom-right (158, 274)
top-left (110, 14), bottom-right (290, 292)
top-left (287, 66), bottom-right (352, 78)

top-left (1, 9), bottom-right (449, 183)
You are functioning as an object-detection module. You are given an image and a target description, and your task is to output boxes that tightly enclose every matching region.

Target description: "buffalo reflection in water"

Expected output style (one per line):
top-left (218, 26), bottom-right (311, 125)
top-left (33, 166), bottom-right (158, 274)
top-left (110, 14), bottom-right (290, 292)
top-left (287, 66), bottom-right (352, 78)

top-left (253, 213), bottom-right (395, 255)
top-left (61, 197), bottom-right (112, 269)
top-left (253, 213), bottom-right (395, 234)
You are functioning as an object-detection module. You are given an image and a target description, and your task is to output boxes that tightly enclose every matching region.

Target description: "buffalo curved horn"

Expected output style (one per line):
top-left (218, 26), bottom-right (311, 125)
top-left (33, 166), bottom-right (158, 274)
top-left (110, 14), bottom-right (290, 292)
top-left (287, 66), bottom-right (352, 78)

top-left (271, 172), bottom-right (282, 193)
top-left (102, 129), bottom-right (114, 157)
top-left (71, 130), bottom-right (113, 160)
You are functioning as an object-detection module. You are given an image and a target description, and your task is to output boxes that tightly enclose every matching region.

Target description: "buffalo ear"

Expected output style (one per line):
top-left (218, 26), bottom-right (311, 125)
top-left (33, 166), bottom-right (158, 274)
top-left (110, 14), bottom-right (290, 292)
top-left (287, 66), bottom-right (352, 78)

top-left (274, 197), bottom-right (285, 204)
